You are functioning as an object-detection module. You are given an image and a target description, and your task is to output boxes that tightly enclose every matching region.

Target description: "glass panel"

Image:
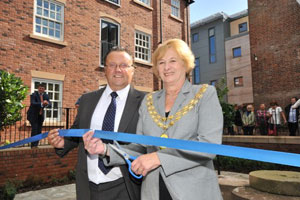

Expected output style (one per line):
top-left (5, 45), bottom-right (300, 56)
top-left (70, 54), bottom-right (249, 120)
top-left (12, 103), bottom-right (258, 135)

top-left (53, 110), bottom-right (58, 118)
top-left (46, 110), bottom-right (52, 118)
top-left (55, 84), bottom-right (59, 91)
top-left (37, 0), bottom-right (42, 7)
top-left (55, 93), bottom-right (59, 100)
top-left (233, 47), bottom-right (242, 57)
top-left (43, 9), bottom-right (49, 17)
top-left (56, 5), bottom-right (61, 13)
top-left (42, 27), bottom-right (48, 34)
top-left (42, 19), bottom-right (48, 26)
top-left (37, 7), bottom-right (42, 15)
top-left (55, 30), bottom-right (60, 38)
top-left (48, 83), bottom-right (53, 91)
top-left (56, 13), bottom-right (61, 21)
top-left (44, 1), bottom-right (49, 8)
top-left (50, 3), bottom-right (55, 11)
top-left (210, 55), bottom-right (216, 63)
top-left (55, 22), bottom-right (60, 30)
top-left (209, 28), bottom-right (215, 36)
top-left (49, 21), bottom-right (54, 28)
top-left (36, 25), bottom-right (41, 33)
top-left (50, 11), bottom-right (55, 19)
top-left (34, 82), bottom-right (40, 89)
top-left (36, 17), bottom-right (41, 24)
top-left (209, 37), bottom-right (216, 54)
top-left (54, 102), bottom-right (58, 108)
top-left (48, 92), bottom-right (53, 99)
top-left (49, 29), bottom-right (54, 36)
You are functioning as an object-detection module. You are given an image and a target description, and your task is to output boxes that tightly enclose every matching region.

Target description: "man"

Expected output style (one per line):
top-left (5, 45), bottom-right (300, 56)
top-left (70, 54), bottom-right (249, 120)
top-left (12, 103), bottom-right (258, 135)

top-left (285, 97), bottom-right (299, 136)
top-left (27, 84), bottom-right (51, 148)
top-left (48, 47), bottom-right (145, 200)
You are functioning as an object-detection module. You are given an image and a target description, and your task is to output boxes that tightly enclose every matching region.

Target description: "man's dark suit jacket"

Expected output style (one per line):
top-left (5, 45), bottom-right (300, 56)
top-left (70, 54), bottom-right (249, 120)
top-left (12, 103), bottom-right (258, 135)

top-left (285, 104), bottom-right (299, 122)
top-left (27, 91), bottom-right (51, 122)
top-left (55, 86), bottom-right (145, 200)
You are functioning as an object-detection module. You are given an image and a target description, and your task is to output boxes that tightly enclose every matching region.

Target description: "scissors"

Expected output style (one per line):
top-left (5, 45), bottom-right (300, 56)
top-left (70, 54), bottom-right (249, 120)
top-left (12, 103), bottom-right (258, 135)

top-left (109, 141), bottom-right (143, 179)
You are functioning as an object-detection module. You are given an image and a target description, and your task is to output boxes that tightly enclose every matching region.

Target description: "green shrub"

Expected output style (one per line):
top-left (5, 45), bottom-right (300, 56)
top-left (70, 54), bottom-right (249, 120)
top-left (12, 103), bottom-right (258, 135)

top-left (2, 180), bottom-right (17, 200)
top-left (0, 70), bottom-right (28, 130)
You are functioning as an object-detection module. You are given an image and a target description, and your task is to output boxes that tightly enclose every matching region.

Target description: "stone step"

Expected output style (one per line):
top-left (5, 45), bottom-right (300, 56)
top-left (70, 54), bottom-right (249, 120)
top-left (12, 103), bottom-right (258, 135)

top-left (232, 186), bottom-right (300, 200)
top-left (249, 170), bottom-right (300, 196)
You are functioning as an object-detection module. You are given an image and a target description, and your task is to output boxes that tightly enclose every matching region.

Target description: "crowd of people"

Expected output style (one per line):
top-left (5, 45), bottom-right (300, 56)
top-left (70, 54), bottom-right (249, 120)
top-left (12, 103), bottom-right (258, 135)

top-left (232, 97), bottom-right (300, 136)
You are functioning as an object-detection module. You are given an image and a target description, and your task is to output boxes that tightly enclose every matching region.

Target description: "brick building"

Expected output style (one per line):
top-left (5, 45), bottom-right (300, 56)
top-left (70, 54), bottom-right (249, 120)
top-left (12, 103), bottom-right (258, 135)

top-left (0, 0), bottom-right (194, 186)
top-left (249, 0), bottom-right (300, 108)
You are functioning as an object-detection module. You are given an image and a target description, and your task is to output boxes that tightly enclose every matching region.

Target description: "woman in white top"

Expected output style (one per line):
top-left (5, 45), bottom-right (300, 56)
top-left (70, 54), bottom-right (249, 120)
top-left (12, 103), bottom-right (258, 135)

top-left (268, 101), bottom-right (287, 135)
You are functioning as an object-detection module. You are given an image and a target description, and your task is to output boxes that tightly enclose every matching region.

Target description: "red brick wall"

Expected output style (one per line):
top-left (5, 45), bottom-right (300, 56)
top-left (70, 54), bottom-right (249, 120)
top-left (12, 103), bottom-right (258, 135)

top-left (0, 0), bottom-right (189, 108)
top-left (248, 0), bottom-right (300, 108)
top-left (0, 147), bottom-right (78, 186)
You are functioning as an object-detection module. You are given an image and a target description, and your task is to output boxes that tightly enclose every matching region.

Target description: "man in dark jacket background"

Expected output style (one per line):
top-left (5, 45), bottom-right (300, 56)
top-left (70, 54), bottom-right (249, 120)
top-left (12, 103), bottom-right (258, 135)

top-left (285, 97), bottom-right (299, 136)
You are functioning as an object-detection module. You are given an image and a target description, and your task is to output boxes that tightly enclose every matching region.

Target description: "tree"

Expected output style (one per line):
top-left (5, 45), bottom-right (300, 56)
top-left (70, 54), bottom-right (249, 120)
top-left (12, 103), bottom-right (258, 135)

top-left (215, 78), bottom-right (235, 129)
top-left (0, 70), bottom-right (28, 130)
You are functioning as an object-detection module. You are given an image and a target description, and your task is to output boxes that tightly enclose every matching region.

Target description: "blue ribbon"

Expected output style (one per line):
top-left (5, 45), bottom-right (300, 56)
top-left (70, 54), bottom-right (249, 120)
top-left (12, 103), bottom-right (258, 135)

top-left (1, 129), bottom-right (300, 167)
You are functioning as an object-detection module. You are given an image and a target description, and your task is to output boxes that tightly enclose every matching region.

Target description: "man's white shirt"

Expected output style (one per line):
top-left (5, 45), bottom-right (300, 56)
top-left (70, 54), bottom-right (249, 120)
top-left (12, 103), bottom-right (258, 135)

top-left (88, 84), bottom-right (130, 184)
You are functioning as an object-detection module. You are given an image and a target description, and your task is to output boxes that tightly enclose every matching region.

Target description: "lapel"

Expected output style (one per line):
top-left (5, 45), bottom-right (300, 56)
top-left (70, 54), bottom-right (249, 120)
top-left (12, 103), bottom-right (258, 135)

top-left (84, 88), bottom-right (105, 129)
top-left (155, 79), bottom-right (192, 116)
top-left (118, 86), bottom-right (142, 132)
top-left (34, 91), bottom-right (41, 102)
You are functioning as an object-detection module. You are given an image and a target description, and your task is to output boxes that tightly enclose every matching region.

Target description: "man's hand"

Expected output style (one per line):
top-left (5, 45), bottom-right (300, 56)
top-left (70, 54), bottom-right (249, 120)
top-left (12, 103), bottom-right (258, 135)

top-left (43, 100), bottom-right (49, 106)
top-left (131, 152), bottom-right (161, 176)
top-left (48, 129), bottom-right (64, 148)
top-left (83, 131), bottom-right (106, 155)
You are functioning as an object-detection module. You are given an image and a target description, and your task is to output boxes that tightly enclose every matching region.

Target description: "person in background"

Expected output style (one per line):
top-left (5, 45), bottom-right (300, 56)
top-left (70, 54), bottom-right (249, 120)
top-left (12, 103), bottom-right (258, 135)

top-left (75, 89), bottom-right (90, 109)
top-left (233, 104), bottom-right (243, 135)
top-left (242, 104), bottom-right (255, 135)
top-left (268, 101), bottom-right (287, 136)
top-left (83, 39), bottom-right (224, 200)
top-left (285, 97), bottom-right (299, 136)
top-left (27, 84), bottom-right (51, 148)
top-left (256, 103), bottom-right (270, 135)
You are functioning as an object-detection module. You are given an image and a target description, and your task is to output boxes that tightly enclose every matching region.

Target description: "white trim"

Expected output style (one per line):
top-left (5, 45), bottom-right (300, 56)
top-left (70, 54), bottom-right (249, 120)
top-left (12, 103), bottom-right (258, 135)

top-left (134, 31), bottom-right (151, 63)
top-left (104, 0), bottom-right (121, 6)
top-left (171, 0), bottom-right (180, 18)
top-left (33, 0), bottom-right (65, 41)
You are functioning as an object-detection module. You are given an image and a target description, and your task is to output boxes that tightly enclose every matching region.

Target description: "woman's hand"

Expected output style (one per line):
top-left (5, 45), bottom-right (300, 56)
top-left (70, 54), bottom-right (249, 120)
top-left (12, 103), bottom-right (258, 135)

top-left (131, 152), bottom-right (161, 176)
top-left (83, 131), bottom-right (106, 155)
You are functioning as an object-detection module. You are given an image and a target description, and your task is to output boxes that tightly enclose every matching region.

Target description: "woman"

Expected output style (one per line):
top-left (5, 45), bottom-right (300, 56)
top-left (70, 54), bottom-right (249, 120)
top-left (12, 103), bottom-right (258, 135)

top-left (242, 104), bottom-right (255, 135)
top-left (256, 103), bottom-right (270, 135)
top-left (83, 39), bottom-right (223, 200)
top-left (268, 101), bottom-right (287, 135)
top-left (234, 104), bottom-right (243, 135)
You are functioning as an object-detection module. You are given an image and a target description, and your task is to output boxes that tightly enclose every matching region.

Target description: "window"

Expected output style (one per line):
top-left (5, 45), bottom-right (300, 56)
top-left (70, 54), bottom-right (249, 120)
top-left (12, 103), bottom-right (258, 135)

top-left (192, 33), bottom-right (199, 43)
top-left (171, 0), bottom-right (180, 18)
top-left (135, 31), bottom-right (151, 62)
top-left (138, 0), bottom-right (150, 6)
top-left (193, 58), bottom-right (200, 84)
top-left (32, 78), bottom-right (63, 121)
top-left (100, 20), bottom-right (119, 66)
top-left (208, 28), bottom-right (216, 63)
top-left (34, 0), bottom-right (64, 41)
top-left (106, 0), bottom-right (120, 5)
top-left (239, 22), bottom-right (247, 33)
top-left (210, 80), bottom-right (217, 86)
top-left (234, 77), bottom-right (243, 87)
top-left (233, 47), bottom-right (242, 58)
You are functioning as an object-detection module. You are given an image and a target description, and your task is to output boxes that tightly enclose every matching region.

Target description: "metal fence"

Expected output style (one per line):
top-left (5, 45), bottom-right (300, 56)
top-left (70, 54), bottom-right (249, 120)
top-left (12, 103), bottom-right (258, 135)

top-left (0, 107), bottom-right (78, 147)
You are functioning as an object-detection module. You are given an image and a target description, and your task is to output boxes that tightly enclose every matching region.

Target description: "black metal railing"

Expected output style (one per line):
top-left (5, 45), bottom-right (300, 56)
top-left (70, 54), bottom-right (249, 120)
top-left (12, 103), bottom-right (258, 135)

top-left (0, 107), bottom-right (78, 147)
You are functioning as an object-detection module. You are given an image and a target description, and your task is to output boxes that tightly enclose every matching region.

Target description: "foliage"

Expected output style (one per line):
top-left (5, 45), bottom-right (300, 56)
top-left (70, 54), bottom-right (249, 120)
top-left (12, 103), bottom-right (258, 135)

top-left (2, 180), bottom-right (17, 200)
top-left (0, 70), bottom-right (28, 130)
top-left (214, 156), bottom-right (300, 174)
top-left (215, 78), bottom-right (235, 128)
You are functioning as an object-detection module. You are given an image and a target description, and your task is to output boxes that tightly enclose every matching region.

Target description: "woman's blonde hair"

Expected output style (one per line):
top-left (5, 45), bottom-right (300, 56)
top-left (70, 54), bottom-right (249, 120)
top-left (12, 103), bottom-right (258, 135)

top-left (152, 39), bottom-right (195, 78)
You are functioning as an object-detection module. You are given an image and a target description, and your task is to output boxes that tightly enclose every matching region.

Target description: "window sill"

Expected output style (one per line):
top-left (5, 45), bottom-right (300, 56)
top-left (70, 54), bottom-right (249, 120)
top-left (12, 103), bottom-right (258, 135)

top-left (132, 0), bottom-right (153, 11)
top-left (169, 14), bottom-right (183, 23)
top-left (29, 34), bottom-right (68, 47)
top-left (104, 0), bottom-right (121, 7)
top-left (134, 59), bottom-right (152, 67)
top-left (26, 121), bottom-right (66, 127)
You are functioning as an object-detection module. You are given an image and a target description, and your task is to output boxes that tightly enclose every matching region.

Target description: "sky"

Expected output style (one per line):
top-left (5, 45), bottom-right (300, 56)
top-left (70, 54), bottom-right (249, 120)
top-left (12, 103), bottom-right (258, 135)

top-left (190, 0), bottom-right (248, 23)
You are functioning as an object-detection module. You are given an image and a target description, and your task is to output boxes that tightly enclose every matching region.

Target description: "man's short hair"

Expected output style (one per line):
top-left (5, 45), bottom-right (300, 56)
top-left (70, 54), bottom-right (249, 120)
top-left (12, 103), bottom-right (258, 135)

top-left (37, 83), bottom-right (46, 88)
top-left (103, 46), bottom-right (133, 65)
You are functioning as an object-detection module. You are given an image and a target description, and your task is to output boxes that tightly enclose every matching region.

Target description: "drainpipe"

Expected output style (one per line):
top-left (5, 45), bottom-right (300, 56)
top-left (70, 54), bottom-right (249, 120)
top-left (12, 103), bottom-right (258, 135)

top-left (160, 0), bottom-right (163, 44)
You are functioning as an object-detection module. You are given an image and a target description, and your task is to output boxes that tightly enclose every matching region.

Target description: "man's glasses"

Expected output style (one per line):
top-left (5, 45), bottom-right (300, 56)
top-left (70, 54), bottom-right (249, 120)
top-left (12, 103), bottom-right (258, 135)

top-left (105, 63), bottom-right (133, 69)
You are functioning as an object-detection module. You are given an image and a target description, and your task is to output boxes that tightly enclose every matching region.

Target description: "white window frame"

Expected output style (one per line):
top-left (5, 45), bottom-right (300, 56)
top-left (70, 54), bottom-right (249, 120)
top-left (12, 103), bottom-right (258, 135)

top-left (137, 0), bottom-right (150, 6)
top-left (31, 78), bottom-right (63, 122)
top-left (135, 31), bottom-right (151, 63)
top-left (33, 0), bottom-right (64, 41)
top-left (171, 0), bottom-right (180, 18)
top-left (104, 0), bottom-right (120, 6)
top-left (99, 19), bottom-right (120, 67)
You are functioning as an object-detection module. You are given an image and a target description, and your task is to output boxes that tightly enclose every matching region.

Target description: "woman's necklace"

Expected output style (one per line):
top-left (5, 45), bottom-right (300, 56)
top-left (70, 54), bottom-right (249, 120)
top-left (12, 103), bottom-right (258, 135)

top-left (146, 84), bottom-right (208, 148)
